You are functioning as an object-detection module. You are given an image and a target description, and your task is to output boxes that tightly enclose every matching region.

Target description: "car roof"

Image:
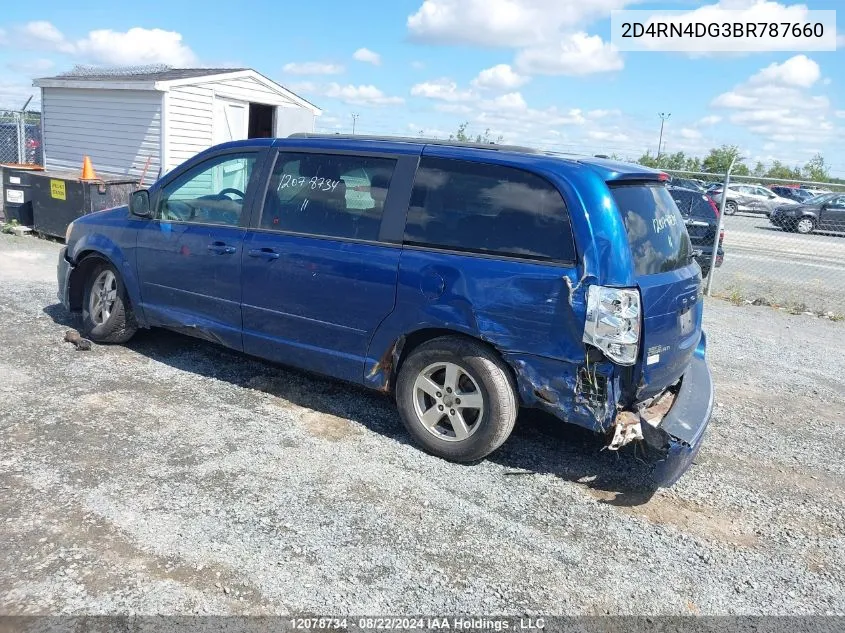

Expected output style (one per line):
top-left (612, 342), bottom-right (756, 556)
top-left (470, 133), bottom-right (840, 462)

top-left (668, 185), bottom-right (709, 197)
top-left (211, 134), bottom-right (666, 183)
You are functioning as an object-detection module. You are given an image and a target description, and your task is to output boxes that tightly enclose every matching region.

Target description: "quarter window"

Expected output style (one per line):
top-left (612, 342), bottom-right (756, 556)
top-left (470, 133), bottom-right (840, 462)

top-left (261, 152), bottom-right (397, 241)
top-left (158, 153), bottom-right (257, 226)
top-left (404, 157), bottom-right (575, 262)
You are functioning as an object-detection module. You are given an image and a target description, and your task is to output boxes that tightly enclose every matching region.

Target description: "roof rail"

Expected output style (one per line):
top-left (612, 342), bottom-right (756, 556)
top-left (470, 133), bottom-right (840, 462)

top-left (286, 133), bottom-right (541, 154)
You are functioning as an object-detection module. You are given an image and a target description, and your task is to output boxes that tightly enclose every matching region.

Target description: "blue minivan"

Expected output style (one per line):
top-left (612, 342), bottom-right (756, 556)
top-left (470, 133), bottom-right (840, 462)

top-left (58, 135), bottom-right (713, 485)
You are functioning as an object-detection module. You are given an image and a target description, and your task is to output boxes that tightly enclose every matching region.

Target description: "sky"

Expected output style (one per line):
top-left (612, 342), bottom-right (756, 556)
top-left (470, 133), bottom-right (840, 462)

top-left (0, 0), bottom-right (843, 175)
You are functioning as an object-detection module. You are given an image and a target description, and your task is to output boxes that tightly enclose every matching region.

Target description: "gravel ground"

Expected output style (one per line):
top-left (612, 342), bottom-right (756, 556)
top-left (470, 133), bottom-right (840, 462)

top-left (1, 232), bottom-right (844, 616)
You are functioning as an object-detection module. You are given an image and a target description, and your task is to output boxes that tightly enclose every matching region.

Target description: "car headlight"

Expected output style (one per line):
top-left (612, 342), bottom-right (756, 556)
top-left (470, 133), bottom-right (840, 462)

top-left (65, 221), bottom-right (74, 242)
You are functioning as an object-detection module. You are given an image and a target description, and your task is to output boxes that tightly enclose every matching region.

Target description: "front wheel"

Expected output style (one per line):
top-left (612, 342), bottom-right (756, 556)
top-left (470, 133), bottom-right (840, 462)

top-left (724, 201), bottom-right (738, 215)
top-left (795, 216), bottom-right (815, 235)
top-left (395, 337), bottom-right (518, 463)
top-left (81, 261), bottom-right (137, 344)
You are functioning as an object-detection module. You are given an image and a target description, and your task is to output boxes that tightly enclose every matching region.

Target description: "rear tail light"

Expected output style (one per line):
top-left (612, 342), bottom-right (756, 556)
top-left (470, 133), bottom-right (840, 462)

top-left (719, 229), bottom-right (725, 245)
top-left (706, 195), bottom-right (720, 218)
top-left (583, 285), bottom-right (641, 366)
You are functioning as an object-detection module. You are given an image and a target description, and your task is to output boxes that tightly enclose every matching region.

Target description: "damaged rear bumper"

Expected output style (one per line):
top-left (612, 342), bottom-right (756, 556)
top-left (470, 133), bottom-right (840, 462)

top-left (646, 345), bottom-right (714, 486)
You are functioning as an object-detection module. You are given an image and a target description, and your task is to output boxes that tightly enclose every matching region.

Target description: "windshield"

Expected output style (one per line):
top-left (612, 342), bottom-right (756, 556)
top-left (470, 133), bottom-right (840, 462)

top-left (611, 183), bottom-right (692, 276)
top-left (807, 193), bottom-right (837, 205)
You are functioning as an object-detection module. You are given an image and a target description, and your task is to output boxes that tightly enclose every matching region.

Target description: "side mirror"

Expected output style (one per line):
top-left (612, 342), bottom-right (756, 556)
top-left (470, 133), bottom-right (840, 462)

top-left (130, 189), bottom-right (151, 218)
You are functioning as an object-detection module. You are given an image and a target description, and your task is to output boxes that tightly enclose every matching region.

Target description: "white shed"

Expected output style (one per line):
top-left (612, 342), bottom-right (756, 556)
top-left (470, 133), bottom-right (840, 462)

top-left (33, 67), bottom-right (322, 182)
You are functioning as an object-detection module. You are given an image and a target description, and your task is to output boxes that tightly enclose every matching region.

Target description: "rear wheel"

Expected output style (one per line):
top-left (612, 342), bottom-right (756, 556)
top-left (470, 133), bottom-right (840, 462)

top-left (724, 200), bottom-right (738, 215)
top-left (795, 216), bottom-right (815, 235)
top-left (81, 261), bottom-right (137, 344)
top-left (395, 336), bottom-right (517, 462)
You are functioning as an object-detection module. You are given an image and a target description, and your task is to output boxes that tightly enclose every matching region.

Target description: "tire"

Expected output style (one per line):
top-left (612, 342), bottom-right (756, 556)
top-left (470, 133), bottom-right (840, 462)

top-left (395, 336), bottom-right (518, 463)
top-left (81, 260), bottom-right (137, 344)
top-left (724, 200), bottom-right (738, 216)
top-left (700, 265), bottom-right (711, 278)
top-left (795, 216), bottom-right (815, 235)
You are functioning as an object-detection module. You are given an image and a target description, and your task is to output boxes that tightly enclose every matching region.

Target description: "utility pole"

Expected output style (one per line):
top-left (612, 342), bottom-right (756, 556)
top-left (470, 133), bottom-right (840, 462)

top-left (657, 112), bottom-right (671, 159)
top-left (351, 113), bottom-right (359, 135)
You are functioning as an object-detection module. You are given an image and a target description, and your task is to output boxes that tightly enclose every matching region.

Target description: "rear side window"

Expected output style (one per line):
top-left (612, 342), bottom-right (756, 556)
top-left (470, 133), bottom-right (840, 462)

top-left (670, 189), bottom-right (716, 221)
top-left (404, 157), bottom-right (575, 262)
top-left (612, 183), bottom-right (692, 276)
top-left (261, 152), bottom-right (397, 241)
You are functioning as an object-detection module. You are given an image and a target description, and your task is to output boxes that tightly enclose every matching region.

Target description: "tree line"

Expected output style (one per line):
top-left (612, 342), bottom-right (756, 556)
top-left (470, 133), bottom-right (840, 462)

top-left (636, 145), bottom-right (839, 185)
top-left (446, 124), bottom-right (841, 187)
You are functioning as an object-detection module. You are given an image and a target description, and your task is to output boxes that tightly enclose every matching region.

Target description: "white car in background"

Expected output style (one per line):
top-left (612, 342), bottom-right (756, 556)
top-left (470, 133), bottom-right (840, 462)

top-left (709, 183), bottom-right (796, 216)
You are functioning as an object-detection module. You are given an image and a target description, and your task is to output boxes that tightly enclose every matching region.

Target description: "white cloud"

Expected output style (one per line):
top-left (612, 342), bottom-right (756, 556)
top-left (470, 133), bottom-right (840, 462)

top-left (5, 58), bottom-right (55, 73)
top-left (324, 83), bottom-right (404, 106)
top-left (711, 54), bottom-right (835, 142)
top-left (435, 103), bottom-right (473, 114)
top-left (283, 61), bottom-right (344, 75)
top-left (20, 21), bottom-right (74, 53)
top-left (0, 21), bottom-right (197, 66)
top-left (0, 80), bottom-right (39, 106)
top-left (680, 127), bottom-right (703, 140)
top-left (411, 78), bottom-right (475, 102)
top-left (482, 92), bottom-right (528, 112)
top-left (411, 61), bottom-right (426, 70)
top-left (697, 115), bottom-right (722, 126)
top-left (471, 64), bottom-right (527, 91)
top-left (836, 111), bottom-right (845, 119)
top-left (407, 0), bottom-right (635, 47)
top-left (586, 109), bottom-right (621, 119)
top-left (352, 48), bottom-right (381, 65)
top-left (588, 130), bottom-right (630, 142)
top-left (407, 0), bottom-right (631, 76)
top-left (77, 28), bottom-right (197, 66)
top-left (515, 32), bottom-right (623, 76)
top-left (289, 81), bottom-right (403, 106)
top-left (750, 54), bottom-right (820, 88)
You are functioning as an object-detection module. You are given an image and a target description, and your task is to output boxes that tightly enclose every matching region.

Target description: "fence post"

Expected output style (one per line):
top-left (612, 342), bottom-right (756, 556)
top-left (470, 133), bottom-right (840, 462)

top-left (705, 157), bottom-right (736, 296)
top-left (15, 111), bottom-right (25, 164)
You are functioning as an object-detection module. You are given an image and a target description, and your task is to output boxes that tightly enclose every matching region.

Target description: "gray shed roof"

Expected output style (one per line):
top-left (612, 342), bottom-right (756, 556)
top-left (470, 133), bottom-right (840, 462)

top-left (33, 66), bottom-right (321, 114)
top-left (41, 67), bottom-right (249, 82)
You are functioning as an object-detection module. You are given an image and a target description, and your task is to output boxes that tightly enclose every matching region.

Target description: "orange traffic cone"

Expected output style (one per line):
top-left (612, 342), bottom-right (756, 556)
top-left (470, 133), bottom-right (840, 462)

top-left (81, 156), bottom-right (97, 180)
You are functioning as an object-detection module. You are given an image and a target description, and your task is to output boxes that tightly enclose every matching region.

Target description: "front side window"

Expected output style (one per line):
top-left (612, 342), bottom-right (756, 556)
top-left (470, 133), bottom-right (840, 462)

top-left (158, 153), bottom-right (257, 226)
top-left (404, 157), bottom-right (575, 262)
top-left (260, 152), bottom-right (397, 241)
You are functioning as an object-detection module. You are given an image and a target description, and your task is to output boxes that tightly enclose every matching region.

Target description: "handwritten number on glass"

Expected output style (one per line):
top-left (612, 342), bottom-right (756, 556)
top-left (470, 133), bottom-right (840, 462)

top-left (279, 173), bottom-right (340, 192)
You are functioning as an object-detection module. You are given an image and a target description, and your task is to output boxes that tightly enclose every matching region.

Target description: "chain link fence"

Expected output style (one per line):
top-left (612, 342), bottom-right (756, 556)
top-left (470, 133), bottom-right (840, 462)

top-left (0, 108), bottom-right (42, 220)
top-left (0, 109), bottom-right (42, 165)
top-left (664, 168), bottom-right (845, 317)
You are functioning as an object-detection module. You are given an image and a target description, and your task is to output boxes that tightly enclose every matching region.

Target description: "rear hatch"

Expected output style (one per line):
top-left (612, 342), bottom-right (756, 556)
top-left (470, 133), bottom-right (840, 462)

top-left (610, 182), bottom-right (703, 400)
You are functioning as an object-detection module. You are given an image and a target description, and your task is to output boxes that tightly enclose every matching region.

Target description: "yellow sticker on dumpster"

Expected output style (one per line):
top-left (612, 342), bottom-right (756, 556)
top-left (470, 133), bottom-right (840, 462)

top-left (50, 179), bottom-right (66, 200)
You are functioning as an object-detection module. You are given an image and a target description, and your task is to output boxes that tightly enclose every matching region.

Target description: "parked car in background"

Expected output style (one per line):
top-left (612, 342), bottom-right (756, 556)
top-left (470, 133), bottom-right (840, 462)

top-left (57, 136), bottom-right (714, 486)
top-left (769, 193), bottom-right (845, 234)
top-left (670, 177), bottom-right (706, 192)
top-left (668, 186), bottom-right (724, 277)
top-left (709, 183), bottom-right (795, 216)
top-left (799, 185), bottom-right (832, 196)
top-left (769, 185), bottom-right (816, 203)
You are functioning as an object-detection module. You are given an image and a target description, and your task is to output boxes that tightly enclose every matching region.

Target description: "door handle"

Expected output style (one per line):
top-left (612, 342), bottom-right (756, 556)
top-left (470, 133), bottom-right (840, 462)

top-left (207, 241), bottom-right (236, 254)
top-left (247, 247), bottom-right (281, 260)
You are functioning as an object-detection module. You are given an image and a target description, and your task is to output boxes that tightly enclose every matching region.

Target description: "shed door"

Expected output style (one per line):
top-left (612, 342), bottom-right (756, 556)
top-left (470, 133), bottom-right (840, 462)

top-left (213, 98), bottom-right (248, 145)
